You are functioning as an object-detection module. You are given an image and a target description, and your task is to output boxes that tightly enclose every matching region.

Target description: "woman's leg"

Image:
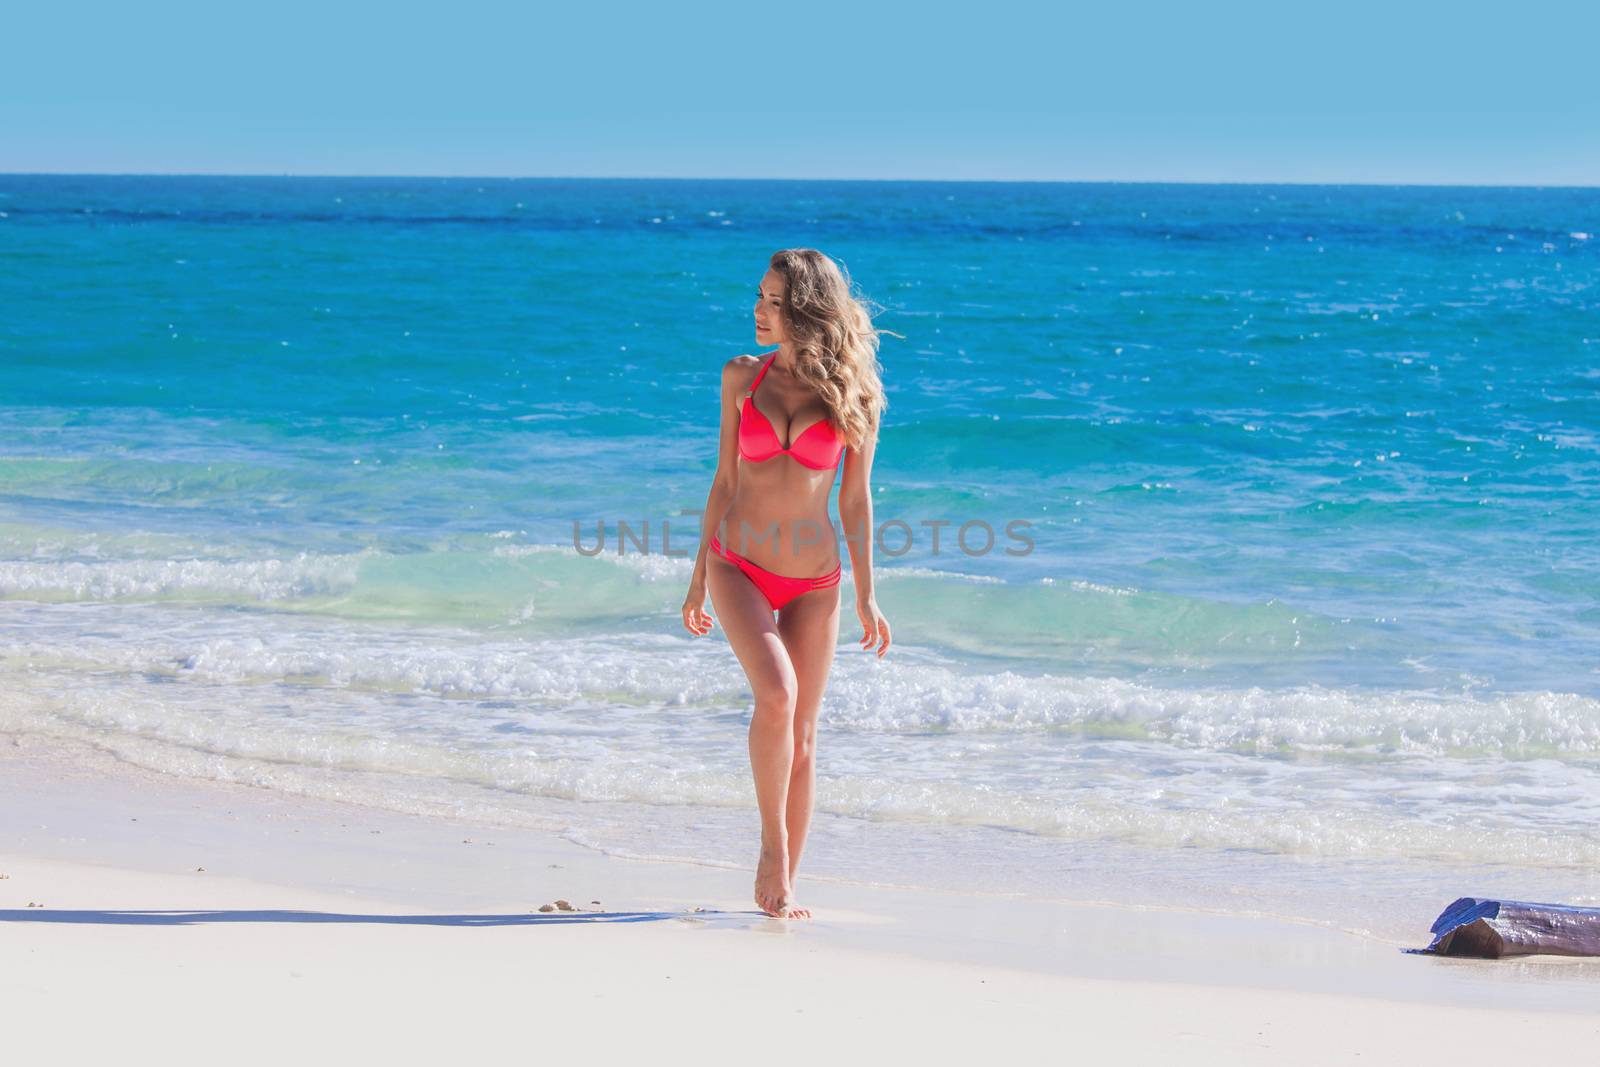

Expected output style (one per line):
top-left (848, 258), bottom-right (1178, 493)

top-left (706, 553), bottom-right (801, 918)
top-left (777, 581), bottom-right (842, 905)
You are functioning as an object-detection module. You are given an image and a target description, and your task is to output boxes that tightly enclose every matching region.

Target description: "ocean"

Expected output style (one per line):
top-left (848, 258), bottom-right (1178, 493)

top-left (2, 174), bottom-right (1596, 938)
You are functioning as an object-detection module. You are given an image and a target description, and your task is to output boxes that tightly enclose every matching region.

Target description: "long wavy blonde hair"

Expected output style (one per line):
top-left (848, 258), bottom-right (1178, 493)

top-left (768, 248), bottom-right (890, 451)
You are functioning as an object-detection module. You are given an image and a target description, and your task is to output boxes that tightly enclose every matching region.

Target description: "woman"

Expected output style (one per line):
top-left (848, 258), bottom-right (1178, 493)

top-left (681, 248), bottom-right (892, 920)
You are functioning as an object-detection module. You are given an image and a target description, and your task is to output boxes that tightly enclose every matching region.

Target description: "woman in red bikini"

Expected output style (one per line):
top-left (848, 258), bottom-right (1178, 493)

top-left (681, 248), bottom-right (891, 920)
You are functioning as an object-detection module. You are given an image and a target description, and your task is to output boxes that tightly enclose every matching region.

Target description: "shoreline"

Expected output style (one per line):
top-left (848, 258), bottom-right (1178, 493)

top-left (7, 729), bottom-right (1600, 1052)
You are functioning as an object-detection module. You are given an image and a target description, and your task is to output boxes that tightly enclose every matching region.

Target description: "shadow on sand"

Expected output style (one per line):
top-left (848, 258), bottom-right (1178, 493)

top-left (0, 908), bottom-right (755, 928)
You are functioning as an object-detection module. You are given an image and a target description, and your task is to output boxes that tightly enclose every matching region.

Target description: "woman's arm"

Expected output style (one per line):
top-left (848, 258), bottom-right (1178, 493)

top-left (682, 357), bottom-right (755, 635)
top-left (839, 431), bottom-right (891, 656)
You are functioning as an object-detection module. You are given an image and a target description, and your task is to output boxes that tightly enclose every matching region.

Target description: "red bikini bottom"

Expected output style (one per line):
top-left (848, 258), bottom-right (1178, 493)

top-left (709, 534), bottom-right (842, 611)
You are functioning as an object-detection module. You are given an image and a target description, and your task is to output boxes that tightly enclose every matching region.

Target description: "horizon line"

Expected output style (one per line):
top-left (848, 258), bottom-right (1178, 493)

top-left (2, 170), bottom-right (1598, 191)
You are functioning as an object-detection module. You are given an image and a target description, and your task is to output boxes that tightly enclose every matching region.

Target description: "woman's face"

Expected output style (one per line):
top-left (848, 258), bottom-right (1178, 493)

top-left (754, 270), bottom-right (787, 347)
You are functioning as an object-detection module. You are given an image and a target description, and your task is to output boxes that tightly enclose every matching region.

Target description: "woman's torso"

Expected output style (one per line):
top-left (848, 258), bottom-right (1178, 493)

top-left (722, 354), bottom-right (844, 578)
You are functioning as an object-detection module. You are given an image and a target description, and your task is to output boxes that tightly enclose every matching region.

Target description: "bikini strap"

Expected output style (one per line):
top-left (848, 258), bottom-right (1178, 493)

top-left (745, 354), bottom-right (777, 399)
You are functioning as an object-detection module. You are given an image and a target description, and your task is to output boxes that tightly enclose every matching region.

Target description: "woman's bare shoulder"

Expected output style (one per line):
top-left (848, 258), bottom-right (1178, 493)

top-left (722, 354), bottom-right (763, 389)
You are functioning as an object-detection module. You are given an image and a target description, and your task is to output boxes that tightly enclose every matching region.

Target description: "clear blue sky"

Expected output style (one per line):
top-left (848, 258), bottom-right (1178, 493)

top-left (4, 0), bottom-right (1596, 184)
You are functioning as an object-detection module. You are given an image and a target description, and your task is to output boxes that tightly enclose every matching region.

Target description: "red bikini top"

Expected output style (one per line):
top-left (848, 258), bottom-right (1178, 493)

top-left (738, 354), bottom-right (846, 470)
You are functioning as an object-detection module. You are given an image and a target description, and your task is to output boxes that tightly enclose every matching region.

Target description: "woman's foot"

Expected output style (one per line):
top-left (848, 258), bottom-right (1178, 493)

top-left (754, 842), bottom-right (800, 917)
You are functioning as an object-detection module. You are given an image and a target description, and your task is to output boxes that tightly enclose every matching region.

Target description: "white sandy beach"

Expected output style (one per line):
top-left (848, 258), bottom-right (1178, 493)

top-left (4, 731), bottom-right (1597, 1064)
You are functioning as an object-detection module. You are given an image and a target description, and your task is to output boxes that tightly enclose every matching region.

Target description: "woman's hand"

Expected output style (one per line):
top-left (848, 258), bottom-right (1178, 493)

top-left (682, 582), bottom-right (716, 637)
top-left (855, 596), bottom-right (891, 657)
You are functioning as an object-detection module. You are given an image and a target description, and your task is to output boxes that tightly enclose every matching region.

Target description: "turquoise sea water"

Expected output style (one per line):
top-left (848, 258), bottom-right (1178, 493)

top-left (2, 175), bottom-right (1597, 935)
